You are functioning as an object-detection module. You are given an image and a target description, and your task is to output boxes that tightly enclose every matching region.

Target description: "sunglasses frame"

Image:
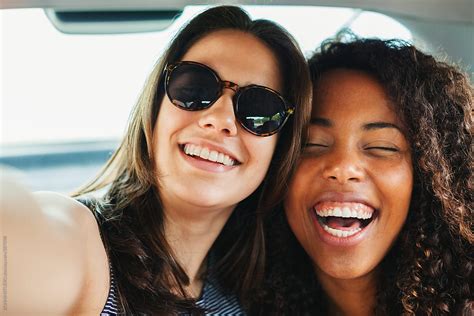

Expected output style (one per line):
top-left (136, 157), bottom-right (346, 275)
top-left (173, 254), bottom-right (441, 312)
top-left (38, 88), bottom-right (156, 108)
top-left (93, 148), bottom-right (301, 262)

top-left (164, 61), bottom-right (294, 136)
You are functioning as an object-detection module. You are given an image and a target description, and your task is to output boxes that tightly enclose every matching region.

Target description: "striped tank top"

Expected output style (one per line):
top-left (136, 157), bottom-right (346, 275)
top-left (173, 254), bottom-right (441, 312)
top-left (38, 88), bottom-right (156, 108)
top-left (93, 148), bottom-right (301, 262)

top-left (100, 265), bottom-right (244, 315)
top-left (80, 199), bottom-right (244, 315)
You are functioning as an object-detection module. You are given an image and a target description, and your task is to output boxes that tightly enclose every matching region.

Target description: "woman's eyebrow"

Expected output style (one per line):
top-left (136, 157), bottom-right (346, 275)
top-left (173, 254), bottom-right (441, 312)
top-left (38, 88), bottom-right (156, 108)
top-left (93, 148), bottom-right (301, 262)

top-left (310, 119), bottom-right (402, 132)
top-left (363, 122), bottom-right (402, 132)
top-left (310, 117), bottom-right (332, 127)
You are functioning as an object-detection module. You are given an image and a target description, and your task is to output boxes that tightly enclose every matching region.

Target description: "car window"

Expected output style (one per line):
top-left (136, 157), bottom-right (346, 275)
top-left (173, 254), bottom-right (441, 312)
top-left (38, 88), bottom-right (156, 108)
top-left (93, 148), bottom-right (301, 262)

top-left (0, 5), bottom-right (412, 192)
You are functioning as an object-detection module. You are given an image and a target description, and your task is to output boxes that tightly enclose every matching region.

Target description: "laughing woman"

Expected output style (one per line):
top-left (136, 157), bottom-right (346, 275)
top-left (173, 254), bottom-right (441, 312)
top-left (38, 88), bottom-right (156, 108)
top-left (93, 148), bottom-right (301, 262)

top-left (252, 38), bottom-right (473, 315)
top-left (1, 6), bottom-right (311, 315)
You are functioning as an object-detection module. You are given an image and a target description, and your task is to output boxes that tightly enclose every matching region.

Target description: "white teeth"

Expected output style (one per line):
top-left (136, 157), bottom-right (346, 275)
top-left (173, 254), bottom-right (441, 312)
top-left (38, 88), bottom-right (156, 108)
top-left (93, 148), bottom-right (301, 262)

top-left (315, 205), bottom-right (373, 220)
top-left (208, 150), bottom-right (219, 162)
top-left (183, 144), bottom-right (236, 166)
top-left (217, 153), bottom-right (225, 164)
top-left (223, 155), bottom-right (233, 166)
top-left (322, 224), bottom-right (361, 238)
top-left (200, 148), bottom-right (210, 160)
top-left (342, 207), bottom-right (351, 217)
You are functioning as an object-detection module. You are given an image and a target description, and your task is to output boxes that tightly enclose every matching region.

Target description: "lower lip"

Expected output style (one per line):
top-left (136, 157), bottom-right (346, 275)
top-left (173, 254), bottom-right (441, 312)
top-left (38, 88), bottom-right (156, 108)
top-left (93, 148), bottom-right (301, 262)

top-left (180, 147), bottom-right (236, 173)
top-left (310, 210), bottom-right (375, 247)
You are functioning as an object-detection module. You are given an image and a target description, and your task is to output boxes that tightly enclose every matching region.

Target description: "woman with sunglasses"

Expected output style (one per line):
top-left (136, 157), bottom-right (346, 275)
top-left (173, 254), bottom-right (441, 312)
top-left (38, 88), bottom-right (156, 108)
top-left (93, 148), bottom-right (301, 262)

top-left (250, 37), bottom-right (473, 315)
top-left (1, 6), bottom-right (311, 315)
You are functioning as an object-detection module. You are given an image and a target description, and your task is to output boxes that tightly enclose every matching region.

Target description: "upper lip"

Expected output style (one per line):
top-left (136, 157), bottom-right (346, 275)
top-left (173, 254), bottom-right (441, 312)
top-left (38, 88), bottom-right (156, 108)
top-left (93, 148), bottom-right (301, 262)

top-left (313, 191), bottom-right (377, 211)
top-left (179, 139), bottom-right (242, 163)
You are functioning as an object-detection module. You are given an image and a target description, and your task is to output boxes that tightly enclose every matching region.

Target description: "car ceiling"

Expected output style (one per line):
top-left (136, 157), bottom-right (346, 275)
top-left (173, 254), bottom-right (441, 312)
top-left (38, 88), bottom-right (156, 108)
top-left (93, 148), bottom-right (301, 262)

top-left (2, 0), bottom-right (473, 73)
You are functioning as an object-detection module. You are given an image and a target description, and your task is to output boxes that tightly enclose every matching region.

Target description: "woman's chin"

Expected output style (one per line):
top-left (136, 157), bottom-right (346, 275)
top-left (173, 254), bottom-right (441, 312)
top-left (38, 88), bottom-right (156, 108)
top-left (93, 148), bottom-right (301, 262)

top-left (313, 256), bottom-right (381, 282)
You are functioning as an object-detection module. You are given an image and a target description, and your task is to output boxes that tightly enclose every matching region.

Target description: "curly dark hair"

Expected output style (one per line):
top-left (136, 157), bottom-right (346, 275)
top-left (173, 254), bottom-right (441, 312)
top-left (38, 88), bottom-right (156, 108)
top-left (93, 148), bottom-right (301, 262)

top-left (249, 37), bottom-right (473, 315)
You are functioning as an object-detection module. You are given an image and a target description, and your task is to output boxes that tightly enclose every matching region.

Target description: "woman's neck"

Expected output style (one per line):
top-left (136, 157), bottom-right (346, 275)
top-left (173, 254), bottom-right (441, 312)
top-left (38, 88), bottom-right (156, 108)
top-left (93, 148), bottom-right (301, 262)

top-left (162, 198), bottom-right (235, 297)
top-left (317, 268), bottom-right (379, 316)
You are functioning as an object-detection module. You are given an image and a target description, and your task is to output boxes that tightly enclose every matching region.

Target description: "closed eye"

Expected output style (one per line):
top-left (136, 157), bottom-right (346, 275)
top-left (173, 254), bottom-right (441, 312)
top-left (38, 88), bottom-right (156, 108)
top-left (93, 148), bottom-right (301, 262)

top-left (305, 143), bottom-right (328, 148)
top-left (303, 143), bottom-right (329, 156)
top-left (366, 146), bottom-right (399, 152)
top-left (365, 145), bottom-right (402, 158)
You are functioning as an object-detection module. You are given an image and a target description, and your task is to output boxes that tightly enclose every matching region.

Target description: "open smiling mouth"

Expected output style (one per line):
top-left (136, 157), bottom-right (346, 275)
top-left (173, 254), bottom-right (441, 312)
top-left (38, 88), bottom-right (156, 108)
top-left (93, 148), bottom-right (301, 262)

top-left (181, 144), bottom-right (241, 167)
top-left (314, 203), bottom-right (376, 238)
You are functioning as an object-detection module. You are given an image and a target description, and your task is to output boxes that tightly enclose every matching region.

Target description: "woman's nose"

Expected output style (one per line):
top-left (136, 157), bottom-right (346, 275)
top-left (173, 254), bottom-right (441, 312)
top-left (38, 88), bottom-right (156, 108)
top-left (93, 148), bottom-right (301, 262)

top-left (197, 90), bottom-right (238, 136)
top-left (321, 149), bottom-right (365, 184)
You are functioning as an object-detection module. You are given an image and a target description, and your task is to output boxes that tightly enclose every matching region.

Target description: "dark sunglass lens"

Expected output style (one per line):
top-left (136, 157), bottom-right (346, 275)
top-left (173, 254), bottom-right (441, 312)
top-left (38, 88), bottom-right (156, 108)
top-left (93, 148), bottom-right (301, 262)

top-left (236, 88), bottom-right (286, 135)
top-left (167, 63), bottom-right (220, 110)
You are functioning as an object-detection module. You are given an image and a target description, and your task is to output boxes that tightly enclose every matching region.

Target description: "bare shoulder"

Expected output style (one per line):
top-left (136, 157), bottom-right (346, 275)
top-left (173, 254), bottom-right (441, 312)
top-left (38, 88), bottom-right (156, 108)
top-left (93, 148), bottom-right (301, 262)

top-left (1, 173), bottom-right (93, 233)
top-left (33, 191), bottom-right (91, 225)
top-left (0, 172), bottom-right (110, 315)
top-left (33, 192), bottom-right (112, 315)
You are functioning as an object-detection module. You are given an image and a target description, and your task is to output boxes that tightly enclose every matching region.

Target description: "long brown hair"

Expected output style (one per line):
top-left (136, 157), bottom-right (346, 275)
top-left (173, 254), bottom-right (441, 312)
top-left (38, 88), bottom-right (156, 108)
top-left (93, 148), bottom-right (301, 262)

top-left (74, 5), bottom-right (311, 315)
top-left (252, 37), bottom-right (473, 315)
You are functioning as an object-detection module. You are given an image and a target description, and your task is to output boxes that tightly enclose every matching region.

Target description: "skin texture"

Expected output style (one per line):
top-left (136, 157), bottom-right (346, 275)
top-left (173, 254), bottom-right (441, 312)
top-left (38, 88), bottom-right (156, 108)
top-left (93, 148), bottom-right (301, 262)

top-left (153, 30), bottom-right (281, 295)
top-left (0, 30), bottom-right (283, 315)
top-left (154, 29), bottom-right (280, 214)
top-left (284, 69), bottom-right (413, 315)
top-left (0, 171), bottom-right (108, 316)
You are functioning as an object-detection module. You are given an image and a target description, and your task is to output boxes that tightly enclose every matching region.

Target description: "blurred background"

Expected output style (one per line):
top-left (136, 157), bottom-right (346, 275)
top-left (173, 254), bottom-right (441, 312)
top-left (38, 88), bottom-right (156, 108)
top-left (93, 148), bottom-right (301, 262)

top-left (1, 1), bottom-right (472, 193)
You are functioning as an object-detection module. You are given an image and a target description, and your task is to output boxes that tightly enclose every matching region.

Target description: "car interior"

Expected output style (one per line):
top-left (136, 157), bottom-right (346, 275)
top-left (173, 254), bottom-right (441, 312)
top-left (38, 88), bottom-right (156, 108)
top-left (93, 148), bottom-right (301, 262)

top-left (1, 0), bottom-right (473, 193)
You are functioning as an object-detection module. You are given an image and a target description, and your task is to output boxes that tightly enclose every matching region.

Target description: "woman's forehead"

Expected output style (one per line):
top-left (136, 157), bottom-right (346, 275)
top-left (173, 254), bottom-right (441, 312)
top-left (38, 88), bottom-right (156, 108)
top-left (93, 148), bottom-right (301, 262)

top-left (180, 30), bottom-right (283, 91)
top-left (311, 69), bottom-right (402, 126)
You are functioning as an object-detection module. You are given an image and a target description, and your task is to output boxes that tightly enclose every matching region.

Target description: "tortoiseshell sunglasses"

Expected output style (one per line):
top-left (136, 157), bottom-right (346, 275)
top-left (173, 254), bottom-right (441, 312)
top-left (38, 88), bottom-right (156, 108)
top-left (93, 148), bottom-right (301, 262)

top-left (164, 61), bottom-right (294, 136)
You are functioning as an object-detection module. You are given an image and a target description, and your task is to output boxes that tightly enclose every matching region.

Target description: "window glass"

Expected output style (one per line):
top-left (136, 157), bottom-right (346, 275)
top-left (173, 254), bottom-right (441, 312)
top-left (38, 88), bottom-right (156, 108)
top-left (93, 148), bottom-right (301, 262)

top-left (0, 5), bottom-right (412, 192)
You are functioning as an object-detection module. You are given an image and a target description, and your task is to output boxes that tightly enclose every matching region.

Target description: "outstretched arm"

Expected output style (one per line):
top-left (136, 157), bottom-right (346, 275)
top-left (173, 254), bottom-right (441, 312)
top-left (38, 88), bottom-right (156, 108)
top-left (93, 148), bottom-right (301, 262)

top-left (0, 169), bottom-right (89, 315)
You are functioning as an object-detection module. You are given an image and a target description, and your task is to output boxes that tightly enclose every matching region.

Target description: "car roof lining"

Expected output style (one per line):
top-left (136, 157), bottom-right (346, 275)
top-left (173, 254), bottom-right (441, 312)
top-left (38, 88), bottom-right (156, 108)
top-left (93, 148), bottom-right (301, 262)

top-left (2, 0), bottom-right (473, 24)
